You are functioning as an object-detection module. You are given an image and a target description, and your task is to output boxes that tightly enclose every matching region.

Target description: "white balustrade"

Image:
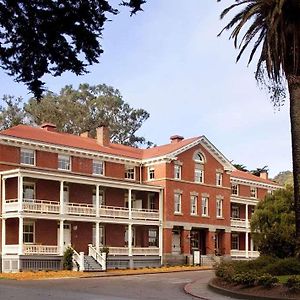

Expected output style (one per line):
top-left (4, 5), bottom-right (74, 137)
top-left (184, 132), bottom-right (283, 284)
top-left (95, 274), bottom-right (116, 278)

top-left (109, 247), bottom-right (129, 256)
top-left (132, 247), bottom-right (159, 256)
top-left (230, 218), bottom-right (250, 228)
top-left (71, 247), bottom-right (85, 271)
top-left (131, 208), bottom-right (159, 220)
top-left (99, 206), bottom-right (130, 219)
top-left (66, 203), bottom-right (96, 216)
top-left (23, 199), bottom-right (60, 214)
top-left (3, 244), bottom-right (19, 254)
top-left (23, 244), bottom-right (59, 255)
top-left (4, 199), bottom-right (18, 213)
top-left (230, 250), bottom-right (260, 258)
top-left (88, 244), bottom-right (106, 271)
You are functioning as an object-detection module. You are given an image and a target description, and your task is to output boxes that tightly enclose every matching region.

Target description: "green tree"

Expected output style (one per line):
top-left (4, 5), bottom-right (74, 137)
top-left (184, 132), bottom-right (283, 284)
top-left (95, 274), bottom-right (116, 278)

top-left (0, 1), bottom-right (146, 98)
top-left (0, 95), bottom-right (26, 130)
top-left (251, 186), bottom-right (296, 258)
top-left (251, 166), bottom-right (269, 177)
top-left (24, 83), bottom-right (152, 147)
top-left (219, 0), bottom-right (300, 253)
top-left (233, 164), bottom-right (248, 172)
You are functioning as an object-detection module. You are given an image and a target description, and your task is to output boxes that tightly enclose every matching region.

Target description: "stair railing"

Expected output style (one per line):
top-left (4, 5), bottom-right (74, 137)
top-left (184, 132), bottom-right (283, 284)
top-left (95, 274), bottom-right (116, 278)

top-left (88, 244), bottom-right (107, 271)
top-left (70, 246), bottom-right (85, 271)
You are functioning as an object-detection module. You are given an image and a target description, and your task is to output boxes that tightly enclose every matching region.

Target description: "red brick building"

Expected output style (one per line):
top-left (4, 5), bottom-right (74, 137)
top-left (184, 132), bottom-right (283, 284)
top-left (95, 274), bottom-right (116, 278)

top-left (0, 124), bottom-right (279, 272)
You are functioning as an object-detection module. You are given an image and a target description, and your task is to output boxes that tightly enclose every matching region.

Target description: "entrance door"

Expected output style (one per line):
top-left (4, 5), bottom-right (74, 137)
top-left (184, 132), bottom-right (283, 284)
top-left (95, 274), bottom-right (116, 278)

top-left (172, 229), bottom-right (181, 254)
top-left (58, 224), bottom-right (71, 251)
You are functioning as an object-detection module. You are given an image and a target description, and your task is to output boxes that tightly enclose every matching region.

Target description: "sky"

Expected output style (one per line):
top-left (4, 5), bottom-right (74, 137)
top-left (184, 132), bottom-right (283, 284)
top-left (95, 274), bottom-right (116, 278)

top-left (0, 0), bottom-right (292, 177)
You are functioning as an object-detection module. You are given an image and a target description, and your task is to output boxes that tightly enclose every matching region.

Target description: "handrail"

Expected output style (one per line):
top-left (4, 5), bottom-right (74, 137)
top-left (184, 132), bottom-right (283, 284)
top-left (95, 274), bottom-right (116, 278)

top-left (70, 246), bottom-right (85, 271)
top-left (88, 244), bottom-right (106, 271)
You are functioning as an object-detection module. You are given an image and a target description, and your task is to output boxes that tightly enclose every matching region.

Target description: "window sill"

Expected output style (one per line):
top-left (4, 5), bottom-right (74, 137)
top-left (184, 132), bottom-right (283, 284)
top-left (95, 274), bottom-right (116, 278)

top-left (216, 217), bottom-right (224, 219)
top-left (93, 173), bottom-right (105, 177)
top-left (21, 162), bottom-right (35, 166)
top-left (201, 215), bottom-right (210, 218)
top-left (190, 214), bottom-right (199, 217)
top-left (58, 168), bottom-right (71, 172)
top-left (174, 212), bottom-right (183, 216)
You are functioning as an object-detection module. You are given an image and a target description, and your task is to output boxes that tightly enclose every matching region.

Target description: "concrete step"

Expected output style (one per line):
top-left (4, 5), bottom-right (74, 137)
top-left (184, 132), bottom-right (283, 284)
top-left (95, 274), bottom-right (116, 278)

top-left (84, 255), bottom-right (103, 272)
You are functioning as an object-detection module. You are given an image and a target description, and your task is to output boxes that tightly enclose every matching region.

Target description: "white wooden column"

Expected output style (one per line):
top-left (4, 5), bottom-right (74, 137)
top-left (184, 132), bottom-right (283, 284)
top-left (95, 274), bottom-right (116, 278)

top-left (159, 190), bottom-right (163, 261)
top-left (2, 218), bottom-right (6, 254)
top-left (59, 181), bottom-right (64, 214)
top-left (59, 219), bottom-right (64, 255)
top-left (128, 188), bottom-right (132, 219)
top-left (18, 175), bottom-right (23, 212)
top-left (95, 221), bottom-right (100, 251)
top-left (96, 185), bottom-right (100, 218)
top-left (245, 203), bottom-right (249, 258)
top-left (18, 217), bottom-right (23, 255)
top-left (2, 178), bottom-right (6, 213)
top-left (128, 223), bottom-right (132, 257)
top-left (159, 225), bottom-right (163, 258)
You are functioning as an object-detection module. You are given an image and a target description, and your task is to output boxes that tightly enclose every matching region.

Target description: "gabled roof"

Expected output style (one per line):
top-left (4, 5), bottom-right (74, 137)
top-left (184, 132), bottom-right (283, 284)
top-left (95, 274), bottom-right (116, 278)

top-left (231, 169), bottom-right (280, 186)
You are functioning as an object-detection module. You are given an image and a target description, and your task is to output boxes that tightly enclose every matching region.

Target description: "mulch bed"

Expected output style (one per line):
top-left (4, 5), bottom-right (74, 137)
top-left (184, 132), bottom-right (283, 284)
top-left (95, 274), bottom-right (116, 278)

top-left (212, 277), bottom-right (300, 300)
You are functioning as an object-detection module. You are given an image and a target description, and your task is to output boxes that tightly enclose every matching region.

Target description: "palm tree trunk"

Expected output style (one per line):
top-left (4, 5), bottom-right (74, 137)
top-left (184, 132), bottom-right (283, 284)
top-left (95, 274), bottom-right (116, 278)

top-left (288, 75), bottom-right (300, 255)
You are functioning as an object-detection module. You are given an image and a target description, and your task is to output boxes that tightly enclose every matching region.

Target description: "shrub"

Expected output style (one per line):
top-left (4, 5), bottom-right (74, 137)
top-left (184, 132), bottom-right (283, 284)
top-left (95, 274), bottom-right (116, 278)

top-left (257, 273), bottom-right (278, 288)
top-left (232, 272), bottom-right (257, 287)
top-left (285, 275), bottom-right (300, 291)
top-left (63, 247), bottom-right (74, 270)
top-left (215, 262), bottom-right (236, 282)
top-left (100, 246), bottom-right (109, 255)
top-left (263, 257), bottom-right (300, 276)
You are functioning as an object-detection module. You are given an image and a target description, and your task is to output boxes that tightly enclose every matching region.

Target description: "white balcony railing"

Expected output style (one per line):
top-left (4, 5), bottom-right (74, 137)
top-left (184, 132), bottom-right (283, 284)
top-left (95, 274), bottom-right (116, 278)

top-left (230, 250), bottom-right (260, 258)
top-left (230, 218), bottom-right (250, 229)
top-left (3, 244), bottom-right (19, 255)
top-left (4, 199), bottom-right (160, 221)
top-left (109, 247), bottom-right (129, 256)
top-left (23, 244), bottom-right (59, 255)
top-left (109, 247), bottom-right (159, 256)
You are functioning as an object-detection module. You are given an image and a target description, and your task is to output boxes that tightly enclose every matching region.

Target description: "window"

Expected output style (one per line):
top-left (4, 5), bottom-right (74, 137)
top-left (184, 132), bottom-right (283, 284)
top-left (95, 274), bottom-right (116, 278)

top-left (23, 183), bottom-right (35, 200)
top-left (23, 222), bottom-right (34, 244)
top-left (58, 155), bottom-right (71, 171)
top-left (174, 193), bottom-right (182, 214)
top-left (125, 226), bottom-right (135, 246)
top-left (195, 164), bottom-right (204, 183)
top-left (250, 186), bottom-right (257, 198)
top-left (174, 164), bottom-right (181, 180)
top-left (125, 166), bottom-right (135, 180)
top-left (20, 148), bottom-right (35, 165)
top-left (194, 152), bottom-right (205, 183)
top-left (231, 205), bottom-right (240, 219)
top-left (190, 231), bottom-right (199, 250)
top-left (190, 195), bottom-right (198, 215)
top-left (231, 234), bottom-right (239, 250)
top-left (216, 173), bottom-right (223, 186)
top-left (231, 184), bottom-right (239, 195)
top-left (148, 194), bottom-right (156, 210)
top-left (201, 197), bottom-right (209, 216)
top-left (93, 160), bottom-right (104, 175)
top-left (148, 229), bottom-right (158, 247)
top-left (148, 167), bottom-right (155, 180)
top-left (216, 198), bottom-right (223, 218)
top-left (92, 225), bottom-right (105, 246)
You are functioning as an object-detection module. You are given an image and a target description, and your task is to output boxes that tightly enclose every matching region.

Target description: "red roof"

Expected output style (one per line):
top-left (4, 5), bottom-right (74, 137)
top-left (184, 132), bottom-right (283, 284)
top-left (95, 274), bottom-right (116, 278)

top-left (231, 170), bottom-right (279, 186)
top-left (0, 125), bottom-right (200, 160)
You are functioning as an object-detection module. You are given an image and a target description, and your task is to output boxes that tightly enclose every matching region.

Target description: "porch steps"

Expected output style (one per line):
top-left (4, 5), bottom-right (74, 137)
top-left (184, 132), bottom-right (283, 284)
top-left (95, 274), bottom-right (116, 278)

top-left (83, 255), bottom-right (103, 272)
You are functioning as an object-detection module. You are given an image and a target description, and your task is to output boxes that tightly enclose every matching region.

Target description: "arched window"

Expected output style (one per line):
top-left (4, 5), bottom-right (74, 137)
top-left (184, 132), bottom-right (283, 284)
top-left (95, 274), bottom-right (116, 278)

top-left (193, 151), bottom-right (205, 183)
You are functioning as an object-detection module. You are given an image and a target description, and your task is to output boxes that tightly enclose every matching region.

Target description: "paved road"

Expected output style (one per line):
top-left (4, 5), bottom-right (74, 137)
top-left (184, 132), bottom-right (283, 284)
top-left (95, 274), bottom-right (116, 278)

top-left (0, 270), bottom-right (231, 300)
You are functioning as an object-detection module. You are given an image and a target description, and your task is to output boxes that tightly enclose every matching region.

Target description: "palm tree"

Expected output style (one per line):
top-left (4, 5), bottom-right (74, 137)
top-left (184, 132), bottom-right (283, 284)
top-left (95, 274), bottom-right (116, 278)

top-left (218, 0), bottom-right (300, 253)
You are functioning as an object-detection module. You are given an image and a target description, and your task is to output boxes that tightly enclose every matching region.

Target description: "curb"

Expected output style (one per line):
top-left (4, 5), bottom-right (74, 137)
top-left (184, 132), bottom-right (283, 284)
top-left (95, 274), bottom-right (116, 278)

top-left (184, 281), bottom-right (210, 300)
top-left (208, 278), bottom-right (298, 300)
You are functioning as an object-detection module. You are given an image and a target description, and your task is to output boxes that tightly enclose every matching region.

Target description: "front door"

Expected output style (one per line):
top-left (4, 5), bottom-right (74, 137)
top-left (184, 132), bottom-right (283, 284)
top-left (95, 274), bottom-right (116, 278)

top-left (172, 229), bottom-right (181, 254)
top-left (58, 224), bottom-right (71, 251)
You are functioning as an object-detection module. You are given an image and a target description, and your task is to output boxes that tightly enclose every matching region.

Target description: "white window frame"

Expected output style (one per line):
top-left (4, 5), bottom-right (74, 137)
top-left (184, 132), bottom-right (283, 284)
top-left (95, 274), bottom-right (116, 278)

top-left (231, 234), bottom-right (239, 250)
top-left (93, 160), bottom-right (104, 176)
top-left (174, 193), bottom-right (182, 214)
top-left (216, 198), bottom-right (223, 218)
top-left (23, 221), bottom-right (35, 244)
top-left (20, 148), bottom-right (35, 166)
top-left (190, 195), bottom-right (198, 215)
top-left (250, 186), bottom-right (257, 198)
top-left (148, 194), bottom-right (156, 210)
top-left (201, 197), bottom-right (209, 217)
top-left (125, 166), bottom-right (135, 180)
top-left (231, 183), bottom-right (239, 195)
top-left (58, 154), bottom-right (71, 171)
top-left (148, 167), bottom-right (155, 180)
top-left (174, 164), bottom-right (181, 180)
top-left (148, 228), bottom-right (158, 247)
top-left (231, 205), bottom-right (240, 219)
top-left (23, 182), bottom-right (35, 201)
top-left (195, 164), bottom-right (204, 183)
top-left (216, 173), bottom-right (223, 186)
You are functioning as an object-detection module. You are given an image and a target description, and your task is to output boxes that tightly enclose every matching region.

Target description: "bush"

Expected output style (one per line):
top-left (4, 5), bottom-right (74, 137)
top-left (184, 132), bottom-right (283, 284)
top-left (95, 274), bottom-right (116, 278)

top-left (257, 273), bottom-right (278, 288)
top-left (63, 247), bottom-right (74, 270)
top-left (232, 272), bottom-right (257, 287)
top-left (263, 257), bottom-right (300, 276)
top-left (285, 275), bottom-right (300, 291)
top-left (215, 262), bottom-right (236, 282)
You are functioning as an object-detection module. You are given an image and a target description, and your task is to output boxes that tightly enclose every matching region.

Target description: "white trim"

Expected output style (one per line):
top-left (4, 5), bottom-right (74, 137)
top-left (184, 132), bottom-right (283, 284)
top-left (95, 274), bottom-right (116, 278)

top-left (231, 176), bottom-right (280, 189)
top-left (20, 148), bottom-right (36, 166)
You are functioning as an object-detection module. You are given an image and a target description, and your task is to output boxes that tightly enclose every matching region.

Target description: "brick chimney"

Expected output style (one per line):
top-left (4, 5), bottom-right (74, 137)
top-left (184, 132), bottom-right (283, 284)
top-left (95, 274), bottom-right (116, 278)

top-left (260, 170), bottom-right (268, 180)
top-left (170, 135), bottom-right (184, 143)
top-left (41, 123), bottom-right (57, 132)
top-left (96, 125), bottom-right (110, 147)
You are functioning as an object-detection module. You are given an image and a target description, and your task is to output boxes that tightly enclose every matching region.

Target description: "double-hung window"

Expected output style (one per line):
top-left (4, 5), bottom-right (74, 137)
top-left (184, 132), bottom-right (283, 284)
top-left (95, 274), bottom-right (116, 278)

top-left (216, 173), bottom-right (223, 186)
top-left (231, 234), bottom-right (239, 250)
top-left (174, 164), bottom-right (181, 180)
top-left (174, 193), bottom-right (182, 214)
top-left (148, 167), bottom-right (155, 180)
top-left (231, 205), bottom-right (240, 219)
top-left (23, 222), bottom-right (34, 244)
top-left (250, 186), bottom-right (257, 198)
top-left (148, 229), bottom-right (158, 247)
top-left (93, 160), bottom-right (104, 175)
top-left (202, 197), bottom-right (209, 216)
top-left (125, 166), bottom-right (135, 180)
top-left (231, 184), bottom-right (239, 195)
top-left (195, 164), bottom-right (204, 183)
top-left (58, 155), bottom-right (71, 171)
top-left (20, 148), bottom-right (35, 165)
top-left (190, 195), bottom-right (198, 215)
top-left (216, 198), bottom-right (223, 218)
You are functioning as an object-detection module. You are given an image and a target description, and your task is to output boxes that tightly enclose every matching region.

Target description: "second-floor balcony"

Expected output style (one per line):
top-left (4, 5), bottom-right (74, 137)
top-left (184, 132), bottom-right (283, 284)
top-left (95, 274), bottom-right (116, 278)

top-left (3, 198), bottom-right (160, 222)
top-left (230, 218), bottom-right (250, 229)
